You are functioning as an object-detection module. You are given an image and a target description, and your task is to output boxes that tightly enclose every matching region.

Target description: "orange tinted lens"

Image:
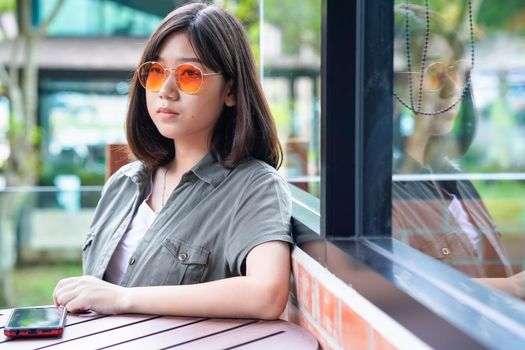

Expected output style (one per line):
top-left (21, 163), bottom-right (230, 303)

top-left (424, 63), bottom-right (446, 91)
top-left (449, 60), bottom-right (468, 83)
top-left (175, 64), bottom-right (203, 93)
top-left (139, 62), bottom-right (165, 92)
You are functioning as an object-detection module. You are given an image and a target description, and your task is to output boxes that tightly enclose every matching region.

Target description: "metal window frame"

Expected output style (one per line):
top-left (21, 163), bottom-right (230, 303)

top-left (292, 186), bottom-right (525, 349)
top-left (293, 0), bottom-right (525, 349)
top-left (321, 0), bottom-right (392, 239)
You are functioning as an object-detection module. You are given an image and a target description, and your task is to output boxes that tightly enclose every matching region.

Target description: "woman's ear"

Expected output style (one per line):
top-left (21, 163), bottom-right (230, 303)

top-left (224, 80), bottom-right (236, 107)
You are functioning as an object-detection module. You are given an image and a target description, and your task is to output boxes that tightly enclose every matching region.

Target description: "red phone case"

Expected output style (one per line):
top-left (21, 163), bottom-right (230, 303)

top-left (4, 328), bottom-right (63, 337)
top-left (3, 306), bottom-right (66, 338)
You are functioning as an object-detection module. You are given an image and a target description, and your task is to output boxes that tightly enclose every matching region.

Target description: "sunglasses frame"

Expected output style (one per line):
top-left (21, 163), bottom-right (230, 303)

top-left (137, 61), bottom-right (222, 94)
top-left (397, 59), bottom-right (469, 93)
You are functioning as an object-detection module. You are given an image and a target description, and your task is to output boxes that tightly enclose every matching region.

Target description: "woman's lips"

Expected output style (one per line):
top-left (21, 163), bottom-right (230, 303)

top-left (157, 107), bottom-right (179, 119)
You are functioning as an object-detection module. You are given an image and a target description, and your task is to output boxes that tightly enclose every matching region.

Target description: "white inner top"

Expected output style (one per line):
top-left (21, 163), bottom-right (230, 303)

top-left (448, 194), bottom-right (479, 249)
top-left (105, 178), bottom-right (156, 285)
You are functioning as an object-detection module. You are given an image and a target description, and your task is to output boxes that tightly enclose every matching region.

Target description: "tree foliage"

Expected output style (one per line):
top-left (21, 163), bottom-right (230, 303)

top-left (0, 0), bottom-right (15, 13)
top-left (398, 0), bottom-right (525, 37)
top-left (263, 0), bottom-right (321, 55)
top-left (217, 0), bottom-right (321, 57)
top-left (477, 0), bottom-right (525, 35)
top-left (0, 0), bottom-right (65, 185)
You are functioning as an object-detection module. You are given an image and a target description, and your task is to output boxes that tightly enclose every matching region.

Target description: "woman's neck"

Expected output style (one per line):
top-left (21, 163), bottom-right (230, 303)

top-left (405, 135), bottom-right (429, 165)
top-left (167, 138), bottom-right (210, 174)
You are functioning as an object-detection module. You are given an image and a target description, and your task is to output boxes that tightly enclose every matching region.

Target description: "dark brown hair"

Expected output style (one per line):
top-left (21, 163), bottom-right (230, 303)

top-left (126, 2), bottom-right (282, 169)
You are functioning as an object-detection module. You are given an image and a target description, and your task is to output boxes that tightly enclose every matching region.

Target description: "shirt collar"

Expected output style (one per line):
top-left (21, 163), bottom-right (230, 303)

top-left (120, 153), bottom-right (231, 188)
top-left (121, 161), bottom-right (150, 185)
top-left (393, 149), bottom-right (461, 175)
top-left (393, 149), bottom-right (429, 174)
top-left (190, 153), bottom-right (232, 187)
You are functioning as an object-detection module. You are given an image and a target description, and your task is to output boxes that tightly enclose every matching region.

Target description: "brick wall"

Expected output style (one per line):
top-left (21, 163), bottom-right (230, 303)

top-left (280, 248), bottom-right (430, 350)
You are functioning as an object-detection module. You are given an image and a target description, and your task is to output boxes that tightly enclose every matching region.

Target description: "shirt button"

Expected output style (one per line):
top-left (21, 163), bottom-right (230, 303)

top-left (178, 252), bottom-right (188, 262)
top-left (129, 256), bottom-right (136, 265)
top-left (441, 247), bottom-right (450, 256)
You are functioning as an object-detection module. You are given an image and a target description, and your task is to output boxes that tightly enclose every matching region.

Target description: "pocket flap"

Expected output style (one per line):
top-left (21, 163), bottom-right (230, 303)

top-left (163, 238), bottom-right (210, 265)
top-left (82, 231), bottom-right (96, 251)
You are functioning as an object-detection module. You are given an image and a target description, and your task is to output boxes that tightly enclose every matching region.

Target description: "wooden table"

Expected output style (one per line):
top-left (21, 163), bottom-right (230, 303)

top-left (0, 309), bottom-right (318, 349)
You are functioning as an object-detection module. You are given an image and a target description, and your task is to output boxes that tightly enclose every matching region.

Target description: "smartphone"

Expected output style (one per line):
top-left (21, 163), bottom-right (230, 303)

top-left (3, 306), bottom-right (67, 338)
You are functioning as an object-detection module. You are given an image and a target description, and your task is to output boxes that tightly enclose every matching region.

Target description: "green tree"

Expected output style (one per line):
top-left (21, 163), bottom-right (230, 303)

top-left (477, 0), bottom-right (525, 35)
top-left (0, 0), bottom-right (64, 186)
top-left (0, 0), bottom-right (64, 307)
top-left (263, 0), bottom-right (320, 55)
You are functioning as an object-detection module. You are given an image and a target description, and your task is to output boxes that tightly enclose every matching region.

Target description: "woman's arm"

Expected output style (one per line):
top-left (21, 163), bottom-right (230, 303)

top-left (476, 271), bottom-right (525, 299)
top-left (54, 241), bottom-right (291, 320)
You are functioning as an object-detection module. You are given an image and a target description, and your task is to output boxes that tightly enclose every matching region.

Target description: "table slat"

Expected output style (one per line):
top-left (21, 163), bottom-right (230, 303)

top-left (0, 314), bottom-right (159, 349)
top-left (44, 316), bottom-right (206, 350)
top-left (173, 320), bottom-right (318, 350)
top-left (106, 318), bottom-right (255, 350)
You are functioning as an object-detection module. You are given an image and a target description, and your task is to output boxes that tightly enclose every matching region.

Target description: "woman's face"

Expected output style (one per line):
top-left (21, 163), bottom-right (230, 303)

top-left (145, 32), bottom-right (236, 145)
top-left (415, 34), bottom-right (465, 136)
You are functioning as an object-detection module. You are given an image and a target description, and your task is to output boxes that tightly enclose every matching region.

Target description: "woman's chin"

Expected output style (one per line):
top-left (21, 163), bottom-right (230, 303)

top-left (426, 107), bottom-right (459, 136)
top-left (157, 129), bottom-right (178, 140)
top-left (430, 120), bottom-right (455, 136)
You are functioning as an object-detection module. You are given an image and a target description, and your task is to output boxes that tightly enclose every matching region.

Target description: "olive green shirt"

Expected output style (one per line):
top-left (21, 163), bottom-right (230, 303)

top-left (82, 153), bottom-right (293, 287)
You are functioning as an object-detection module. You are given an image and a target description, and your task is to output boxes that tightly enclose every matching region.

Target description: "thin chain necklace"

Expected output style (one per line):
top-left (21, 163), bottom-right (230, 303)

top-left (161, 167), bottom-right (168, 207)
top-left (393, 0), bottom-right (475, 116)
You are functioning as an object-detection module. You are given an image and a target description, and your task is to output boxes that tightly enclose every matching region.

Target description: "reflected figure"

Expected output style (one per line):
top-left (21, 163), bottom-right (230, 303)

top-left (392, 3), bottom-right (524, 298)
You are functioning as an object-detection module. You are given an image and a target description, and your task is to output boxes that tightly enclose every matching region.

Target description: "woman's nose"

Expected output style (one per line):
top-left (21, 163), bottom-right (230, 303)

top-left (439, 72), bottom-right (458, 99)
top-left (158, 70), bottom-right (180, 100)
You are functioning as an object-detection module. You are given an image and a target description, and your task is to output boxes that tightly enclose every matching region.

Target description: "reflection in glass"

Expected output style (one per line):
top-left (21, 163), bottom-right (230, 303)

top-left (392, 1), bottom-right (525, 299)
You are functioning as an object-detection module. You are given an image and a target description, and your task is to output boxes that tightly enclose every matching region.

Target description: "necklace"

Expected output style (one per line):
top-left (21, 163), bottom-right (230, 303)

top-left (161, 167), bottom-right (168, 206)
top-left (393, 0), bottom-right (475, 116)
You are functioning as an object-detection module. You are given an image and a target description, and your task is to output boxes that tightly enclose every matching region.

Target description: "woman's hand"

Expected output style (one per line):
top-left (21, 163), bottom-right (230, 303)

top-left (507, 271), bottom-right (525, 298)
top-left (53, 276), bottom-right (128, 315)
top-left (476, 270), bottom-right (525, 299)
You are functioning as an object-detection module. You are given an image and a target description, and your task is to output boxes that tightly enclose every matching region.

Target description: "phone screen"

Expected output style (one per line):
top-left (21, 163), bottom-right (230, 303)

top-left (4, 307), bottom-right (66, 337)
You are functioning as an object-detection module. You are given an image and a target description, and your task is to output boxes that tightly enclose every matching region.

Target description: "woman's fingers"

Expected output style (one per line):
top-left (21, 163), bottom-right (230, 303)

top-left (63, 296), bottom-right (90, 314)
top-left (54, 276), bottom-right (81, 291)
top-left (54, 277), bottom-right (83, 307)
top-left (53, 275), bottom-right (124, 315)
top-left (55, 288), bottom-right (83, 309)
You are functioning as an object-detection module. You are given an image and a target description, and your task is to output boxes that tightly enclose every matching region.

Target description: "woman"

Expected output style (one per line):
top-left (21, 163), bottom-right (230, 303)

top-left (392, 3), bottom-right (524, 297)
top-left (53, 3), bottom-right (293, 319)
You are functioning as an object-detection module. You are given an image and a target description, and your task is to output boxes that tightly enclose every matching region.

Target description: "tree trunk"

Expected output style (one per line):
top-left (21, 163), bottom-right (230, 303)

top-left (1, 0), bottom-right (64, 186)
top-left (0, 0), bottom-right (65, 307)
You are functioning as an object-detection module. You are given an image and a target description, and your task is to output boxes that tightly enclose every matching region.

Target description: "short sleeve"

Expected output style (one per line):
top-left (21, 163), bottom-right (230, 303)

top-left (226, 170), bottom-right (293, 276)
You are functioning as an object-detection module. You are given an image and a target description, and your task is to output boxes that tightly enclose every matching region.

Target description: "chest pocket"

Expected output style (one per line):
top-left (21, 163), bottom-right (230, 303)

top-left (412, 232), bottom-right (478, 261)
top-left (154, 238), bottom-right (210, 285)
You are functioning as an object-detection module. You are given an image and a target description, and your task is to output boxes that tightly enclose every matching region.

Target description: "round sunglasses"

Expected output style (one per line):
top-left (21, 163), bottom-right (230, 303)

top-left (137, 61), bottom-right (222, 94)
top-left (398, 59), bottom-right (469, 93)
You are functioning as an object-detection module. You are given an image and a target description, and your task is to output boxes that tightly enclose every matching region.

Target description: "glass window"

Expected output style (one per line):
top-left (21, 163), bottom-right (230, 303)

top-left (260, 0), bottom-right (321, 197)
top-left (0, 95), bottom-right (9, 184)
top-left (34, 0), bottom-right (162, 37)
top-left (39, 79), bottom-right (128, 187)
top-left (392, 0), bottom-right (525, 299)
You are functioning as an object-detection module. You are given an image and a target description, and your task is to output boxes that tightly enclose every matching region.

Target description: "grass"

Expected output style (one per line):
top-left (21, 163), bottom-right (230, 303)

top-left (2, 262), bottom-right (82, 308)
top-left (473, 180), bottom-right (525, 233)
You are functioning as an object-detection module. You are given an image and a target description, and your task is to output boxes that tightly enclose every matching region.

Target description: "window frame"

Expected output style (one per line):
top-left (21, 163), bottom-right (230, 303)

top-left (289, 0), bottom-right (525, 348)
top-left (321, 0), bottom-right (392, 240)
